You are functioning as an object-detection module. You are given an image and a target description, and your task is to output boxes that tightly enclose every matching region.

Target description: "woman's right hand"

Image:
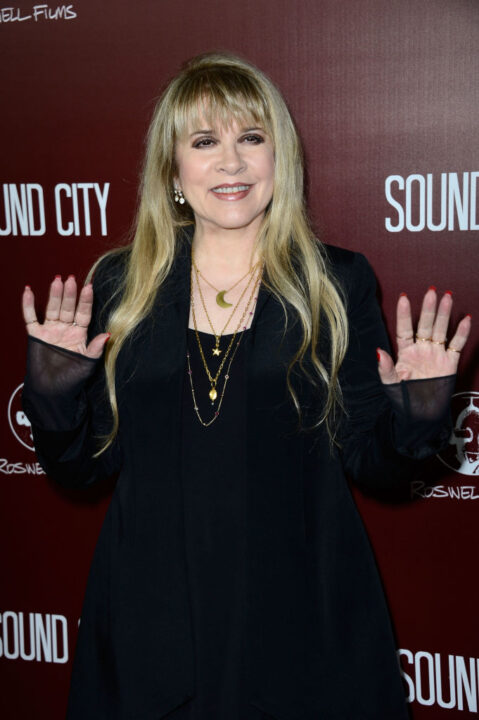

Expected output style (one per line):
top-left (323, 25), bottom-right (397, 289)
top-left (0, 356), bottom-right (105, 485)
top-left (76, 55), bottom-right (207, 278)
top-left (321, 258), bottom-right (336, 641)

top-left (22, 275), bottom-right (110, 359)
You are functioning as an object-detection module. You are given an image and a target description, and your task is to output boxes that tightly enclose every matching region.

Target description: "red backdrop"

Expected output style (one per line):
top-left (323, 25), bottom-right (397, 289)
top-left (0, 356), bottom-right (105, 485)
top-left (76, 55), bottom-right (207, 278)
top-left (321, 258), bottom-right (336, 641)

top-left (1, 1), bottom-right (478, 717)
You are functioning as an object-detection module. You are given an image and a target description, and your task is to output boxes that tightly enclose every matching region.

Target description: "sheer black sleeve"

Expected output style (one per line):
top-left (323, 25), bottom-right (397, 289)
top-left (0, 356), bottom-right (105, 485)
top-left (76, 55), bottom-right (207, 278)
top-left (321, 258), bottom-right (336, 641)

top-left (21, 256), bottom-right (124, 487)
top-left (337, 252), bottom-right (455, 491)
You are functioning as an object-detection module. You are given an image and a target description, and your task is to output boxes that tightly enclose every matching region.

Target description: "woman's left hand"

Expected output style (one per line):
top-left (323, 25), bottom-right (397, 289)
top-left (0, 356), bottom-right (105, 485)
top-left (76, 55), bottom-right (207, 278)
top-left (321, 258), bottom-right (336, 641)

top-left (377, 287), bottom-right (472, 384)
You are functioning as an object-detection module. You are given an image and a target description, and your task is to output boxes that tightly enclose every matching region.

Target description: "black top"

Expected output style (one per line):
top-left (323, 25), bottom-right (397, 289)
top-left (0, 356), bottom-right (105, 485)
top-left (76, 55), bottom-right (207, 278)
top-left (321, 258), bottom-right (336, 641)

top-left (179, 329), bottom-right (249, 719)
top-left (21, 240), bottom-right (457, 720)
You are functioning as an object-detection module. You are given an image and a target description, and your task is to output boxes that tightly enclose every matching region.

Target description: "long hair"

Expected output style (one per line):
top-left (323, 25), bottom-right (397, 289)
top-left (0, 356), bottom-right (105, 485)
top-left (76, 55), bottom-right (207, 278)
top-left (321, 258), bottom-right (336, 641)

top-left (89, 51), bottom-right (348, 453)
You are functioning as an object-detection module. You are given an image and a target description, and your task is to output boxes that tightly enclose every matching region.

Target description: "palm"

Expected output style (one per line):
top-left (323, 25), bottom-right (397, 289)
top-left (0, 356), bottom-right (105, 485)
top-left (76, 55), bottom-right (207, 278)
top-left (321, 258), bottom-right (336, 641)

top-left (378, 288), bottom-right (471, 385)
top-left (22, 275), bottom-right (108, 360)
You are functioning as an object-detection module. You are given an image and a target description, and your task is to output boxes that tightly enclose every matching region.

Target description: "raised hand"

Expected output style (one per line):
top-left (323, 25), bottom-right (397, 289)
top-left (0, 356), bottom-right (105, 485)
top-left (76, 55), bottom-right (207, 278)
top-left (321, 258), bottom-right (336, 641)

top-left (22, 275), bottom-right (110, 360)
top-left (377, 287), bottom-right (471, 384)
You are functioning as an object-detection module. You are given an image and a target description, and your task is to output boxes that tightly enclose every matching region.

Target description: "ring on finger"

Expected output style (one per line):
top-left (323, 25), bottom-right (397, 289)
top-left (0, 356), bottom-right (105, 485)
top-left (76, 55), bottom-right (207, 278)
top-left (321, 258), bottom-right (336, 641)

top-left (397, 334), bottom-right (414, 341)
top-left (72, 320), bottom-right (88, 328)
top-left (431, 339), bottom-right (446, 345)
top-left (447, 345), bottom-right (461, 353)
top-left (415, 335), bottom-right (432, 342)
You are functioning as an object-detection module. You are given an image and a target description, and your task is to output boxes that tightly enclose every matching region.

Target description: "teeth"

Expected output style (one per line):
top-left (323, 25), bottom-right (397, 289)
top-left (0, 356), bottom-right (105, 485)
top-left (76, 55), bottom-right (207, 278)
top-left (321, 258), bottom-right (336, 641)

top-left (212, 185), bottom-right (250, 194)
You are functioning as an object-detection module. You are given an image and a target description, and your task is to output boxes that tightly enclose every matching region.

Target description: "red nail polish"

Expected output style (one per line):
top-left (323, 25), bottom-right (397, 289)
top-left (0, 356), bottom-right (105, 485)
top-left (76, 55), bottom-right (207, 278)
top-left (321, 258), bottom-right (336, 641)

top-left (445, 290), bottom-right (453, 296)
top-left (105, 333), bottom-right (111, 340)
top-left (428, 285), bottom-right (436, 291)
top-left (68, 274), bottom-right (76, 280)
top-left (25, 285), bottom-right (31, 290)
top-left (54, 275), bottom-right (61, 280)
top-left (399, 292), bottom-right (407, 298)
top-left (376, 349), bottom-right (381, 362)
top-left (466, 314), bottom-right (472, 319)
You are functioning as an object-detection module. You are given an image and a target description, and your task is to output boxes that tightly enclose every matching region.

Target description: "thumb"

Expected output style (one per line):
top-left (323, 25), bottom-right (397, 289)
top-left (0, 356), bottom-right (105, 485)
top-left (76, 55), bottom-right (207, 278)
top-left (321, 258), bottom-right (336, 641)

top-left (85, 332), bottom-right (111, 360)
top-left (376, 347), bottom-right (399, 385)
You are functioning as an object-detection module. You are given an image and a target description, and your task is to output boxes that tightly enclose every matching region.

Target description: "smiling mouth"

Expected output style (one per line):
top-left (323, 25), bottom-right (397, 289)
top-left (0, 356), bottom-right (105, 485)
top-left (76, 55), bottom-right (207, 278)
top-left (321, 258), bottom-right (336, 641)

top-left (211, 184), bottom-right (252, 194)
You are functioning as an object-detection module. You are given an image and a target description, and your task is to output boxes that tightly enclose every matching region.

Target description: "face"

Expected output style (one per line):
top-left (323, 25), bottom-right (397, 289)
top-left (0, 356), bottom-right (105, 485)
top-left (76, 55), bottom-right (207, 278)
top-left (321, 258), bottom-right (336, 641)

top-left (174, 117), bottom-right (275, 236)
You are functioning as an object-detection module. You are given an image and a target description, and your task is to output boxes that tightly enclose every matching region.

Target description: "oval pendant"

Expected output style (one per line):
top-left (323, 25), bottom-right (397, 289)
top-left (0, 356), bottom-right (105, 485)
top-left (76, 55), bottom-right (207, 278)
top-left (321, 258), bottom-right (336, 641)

top-left (209, 387), bottom-right (218, 402)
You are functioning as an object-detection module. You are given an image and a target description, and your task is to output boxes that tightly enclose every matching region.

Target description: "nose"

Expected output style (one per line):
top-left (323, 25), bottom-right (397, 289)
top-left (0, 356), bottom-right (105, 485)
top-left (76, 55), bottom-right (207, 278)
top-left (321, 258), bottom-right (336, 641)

top-left (216, 141), bottom-right (246, 175)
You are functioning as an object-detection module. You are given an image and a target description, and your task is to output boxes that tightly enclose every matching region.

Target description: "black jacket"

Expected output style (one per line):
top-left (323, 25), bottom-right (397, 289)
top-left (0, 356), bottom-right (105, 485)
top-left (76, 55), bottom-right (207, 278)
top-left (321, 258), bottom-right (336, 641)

top-left (23, 233), bottom-right (454, 720)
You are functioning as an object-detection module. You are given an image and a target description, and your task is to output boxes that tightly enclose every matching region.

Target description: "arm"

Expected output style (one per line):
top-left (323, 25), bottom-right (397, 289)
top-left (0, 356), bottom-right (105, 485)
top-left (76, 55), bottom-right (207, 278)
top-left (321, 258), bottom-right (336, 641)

top-left (337, 253), bottom-right (470, 491)
top-left (21, 259), bottom-right (123, 487)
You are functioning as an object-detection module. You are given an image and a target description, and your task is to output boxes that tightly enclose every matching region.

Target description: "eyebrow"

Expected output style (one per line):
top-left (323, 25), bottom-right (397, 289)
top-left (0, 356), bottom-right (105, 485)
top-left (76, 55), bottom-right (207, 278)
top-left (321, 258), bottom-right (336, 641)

top-left (188, 126), bottom-right (264, 138)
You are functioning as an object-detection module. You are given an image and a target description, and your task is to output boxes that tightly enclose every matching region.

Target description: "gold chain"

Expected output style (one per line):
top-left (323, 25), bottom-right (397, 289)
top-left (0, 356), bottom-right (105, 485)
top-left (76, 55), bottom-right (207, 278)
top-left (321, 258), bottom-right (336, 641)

top-left (190, 263), bottom-right (262, 404)
top-left (186, 332), bottom-right (245, 427)
top-left (192, 253), bottom-right (260, 356)
top-left (193, 258), bottom-right (260, 295)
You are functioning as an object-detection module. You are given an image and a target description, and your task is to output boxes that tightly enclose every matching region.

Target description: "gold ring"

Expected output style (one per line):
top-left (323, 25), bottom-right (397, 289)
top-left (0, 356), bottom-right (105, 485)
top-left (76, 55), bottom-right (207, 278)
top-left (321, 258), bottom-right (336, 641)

top-left (397, 335), bottom-right (414, 341)
top-left (415, 335), bottom-right (432, 342)
top-left (447, 346), bottom-right (461, 353)
top-left (431, 340), bottom-right (446, 345)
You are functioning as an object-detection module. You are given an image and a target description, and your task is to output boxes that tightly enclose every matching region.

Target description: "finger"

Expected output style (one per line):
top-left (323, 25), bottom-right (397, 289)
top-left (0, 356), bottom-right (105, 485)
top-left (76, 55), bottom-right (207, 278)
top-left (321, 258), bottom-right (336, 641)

top-left (45, 275), bottom-right (64, 322)
top-left (447, 314), bottom-right (472, 355)
top-left (377, 347), bottom-right (399, 385)
top-left (431, 291), bottom-right (453, 343)
top-left (22, 285), bottom-right (39, 330)
top-left (416, 286), bottom-right (437, 341)
top-left (85, 332), bottom-right (110, 360)
top-left (59, 275), bottom-right (78, 324)
top-left (395, 293), bottom-right (414, 352)
top-left (74, 282), bottom-right (94, 329)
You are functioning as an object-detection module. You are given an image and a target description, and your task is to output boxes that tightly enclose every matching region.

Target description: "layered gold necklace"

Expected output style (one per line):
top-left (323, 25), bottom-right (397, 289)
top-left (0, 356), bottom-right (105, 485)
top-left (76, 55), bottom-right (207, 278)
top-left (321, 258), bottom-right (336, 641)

top-left (193, 258), bottom-right (261, 309)
top-left (188, 260), bottom-right (263, 426)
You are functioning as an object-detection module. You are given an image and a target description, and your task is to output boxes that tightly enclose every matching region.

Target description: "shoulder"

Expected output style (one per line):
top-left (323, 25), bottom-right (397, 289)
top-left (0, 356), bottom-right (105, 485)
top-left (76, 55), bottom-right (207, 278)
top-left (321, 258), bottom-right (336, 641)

top-left (321, 242), bottom-right (378, 307)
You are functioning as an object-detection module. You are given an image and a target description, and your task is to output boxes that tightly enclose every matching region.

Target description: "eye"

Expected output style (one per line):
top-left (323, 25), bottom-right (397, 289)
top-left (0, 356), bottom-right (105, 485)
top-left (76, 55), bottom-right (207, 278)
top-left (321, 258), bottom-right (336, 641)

top-left (192, 137), bottom-right (216, 148)
top-left (241, 134), bottom-right (264, 144)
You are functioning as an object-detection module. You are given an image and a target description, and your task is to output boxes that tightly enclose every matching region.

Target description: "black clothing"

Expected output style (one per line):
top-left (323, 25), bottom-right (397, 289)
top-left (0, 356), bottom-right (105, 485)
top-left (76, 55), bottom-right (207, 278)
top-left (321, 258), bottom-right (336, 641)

top-left (180, 329), bottom-right (249, 719)
top-left (22, 235), bottom-right (455, 720)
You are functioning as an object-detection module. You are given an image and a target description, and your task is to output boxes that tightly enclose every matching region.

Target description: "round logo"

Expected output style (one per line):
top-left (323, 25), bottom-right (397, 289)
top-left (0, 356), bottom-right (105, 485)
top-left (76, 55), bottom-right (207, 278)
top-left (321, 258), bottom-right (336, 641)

top-left (8, 383), bottom-right (34, 452)
top-left (437, 391), bottom-right (479, 476)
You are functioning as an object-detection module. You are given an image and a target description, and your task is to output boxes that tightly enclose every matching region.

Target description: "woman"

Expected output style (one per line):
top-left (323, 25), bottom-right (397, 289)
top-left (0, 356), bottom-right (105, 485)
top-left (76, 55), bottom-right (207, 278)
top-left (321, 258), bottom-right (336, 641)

top-left (22, 53), bottom-right (470, 720)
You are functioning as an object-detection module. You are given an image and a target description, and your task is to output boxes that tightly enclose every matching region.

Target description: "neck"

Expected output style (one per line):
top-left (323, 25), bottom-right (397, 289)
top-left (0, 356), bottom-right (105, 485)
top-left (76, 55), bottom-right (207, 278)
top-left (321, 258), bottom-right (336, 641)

top-left (192, 224), bottom-right (262, 277)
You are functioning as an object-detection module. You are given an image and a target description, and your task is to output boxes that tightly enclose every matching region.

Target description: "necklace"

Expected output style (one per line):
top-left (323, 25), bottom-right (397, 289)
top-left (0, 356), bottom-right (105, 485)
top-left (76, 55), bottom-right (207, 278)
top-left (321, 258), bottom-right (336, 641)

top-left (192, 254), bottom-right (260, 357)
top-left (186, 332), bottom-right (245, 427)
top-left (193, 259), bottom-right (260, 308)
top-left (190, 262), bottom-right (262, 406)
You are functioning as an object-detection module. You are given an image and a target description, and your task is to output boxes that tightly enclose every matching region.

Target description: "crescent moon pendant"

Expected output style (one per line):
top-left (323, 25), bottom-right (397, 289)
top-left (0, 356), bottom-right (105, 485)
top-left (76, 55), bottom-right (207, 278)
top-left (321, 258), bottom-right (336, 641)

top-left (216, 291), bottom-right (233, 308)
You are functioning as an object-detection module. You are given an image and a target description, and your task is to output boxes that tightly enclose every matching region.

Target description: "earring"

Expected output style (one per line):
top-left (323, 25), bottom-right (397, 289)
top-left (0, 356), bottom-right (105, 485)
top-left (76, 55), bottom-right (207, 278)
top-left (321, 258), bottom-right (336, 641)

top-left (174, 187), bottom-right (185, 205)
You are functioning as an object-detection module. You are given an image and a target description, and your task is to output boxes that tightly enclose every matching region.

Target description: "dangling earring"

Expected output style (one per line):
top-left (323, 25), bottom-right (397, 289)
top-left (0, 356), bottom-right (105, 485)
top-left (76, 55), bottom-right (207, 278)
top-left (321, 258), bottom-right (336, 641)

top-left (174, 187), bottom-right (185, 205)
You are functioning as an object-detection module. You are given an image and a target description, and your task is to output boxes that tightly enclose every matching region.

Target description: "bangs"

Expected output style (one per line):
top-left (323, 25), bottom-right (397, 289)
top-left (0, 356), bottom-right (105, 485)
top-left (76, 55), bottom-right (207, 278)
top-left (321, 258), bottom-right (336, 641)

top-left (171, 68), bottom-right (273, 140)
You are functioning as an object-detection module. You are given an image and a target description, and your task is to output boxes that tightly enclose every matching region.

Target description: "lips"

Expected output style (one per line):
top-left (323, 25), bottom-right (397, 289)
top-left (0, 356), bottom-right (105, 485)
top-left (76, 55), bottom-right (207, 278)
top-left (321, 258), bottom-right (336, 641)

top-left (211, 183), bottom-right (251, 193)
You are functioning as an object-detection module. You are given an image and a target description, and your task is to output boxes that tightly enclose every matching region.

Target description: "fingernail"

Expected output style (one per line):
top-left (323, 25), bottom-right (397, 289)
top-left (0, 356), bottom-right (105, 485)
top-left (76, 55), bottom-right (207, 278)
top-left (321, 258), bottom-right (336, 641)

top-left (67, 274), bottom-right (76, 280)
top-left (466, 314), bottom-right (472, 319)
top-left (445, 290), bottom-right (453, 296)
top-left (428, 285), bottom-right (436, 291)
top-left (24, 285), bottom-right (31, 290)
top-left (399, 292), bottom-right (407, 298)
top-left (54, 275), bottom-right (62, 280)
top-left (105, 333), bottom-right (111, 341)
top-left (376, 349), bottom-right (381, 362)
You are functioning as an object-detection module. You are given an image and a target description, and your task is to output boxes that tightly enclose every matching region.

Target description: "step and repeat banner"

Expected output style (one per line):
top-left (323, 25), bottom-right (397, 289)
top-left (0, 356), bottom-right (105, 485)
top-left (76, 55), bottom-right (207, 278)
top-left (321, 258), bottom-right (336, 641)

top-left (1, 1), bottom-right (478, 718)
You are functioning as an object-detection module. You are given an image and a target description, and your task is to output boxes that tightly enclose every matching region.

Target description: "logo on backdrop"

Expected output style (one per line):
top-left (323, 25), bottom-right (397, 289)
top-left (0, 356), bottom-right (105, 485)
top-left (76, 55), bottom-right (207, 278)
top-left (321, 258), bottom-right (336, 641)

top-left (399, 648), bottom-right (479, 713)
top-left (0, 5), bottom-right (77, 23)
top-left (1, 383), bottom-right (44, 475)
top-left (385, 172), bottom-right (479, 232)
top-left (438, 392), bottom-right (479, 476)
top-left (8, 384), bottom-right (33, 452)
top-left (0, 182), bottom-right (110, 237)
top-left (411, 391), bottom-right (479, 501)
top-left (0, 610), bottom-right (69, 663)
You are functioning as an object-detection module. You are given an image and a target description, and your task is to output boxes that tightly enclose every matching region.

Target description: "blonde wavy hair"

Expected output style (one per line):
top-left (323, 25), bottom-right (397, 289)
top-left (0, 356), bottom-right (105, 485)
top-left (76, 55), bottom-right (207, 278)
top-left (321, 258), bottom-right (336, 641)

top-left (89, 51), bottom-right (349, 453)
